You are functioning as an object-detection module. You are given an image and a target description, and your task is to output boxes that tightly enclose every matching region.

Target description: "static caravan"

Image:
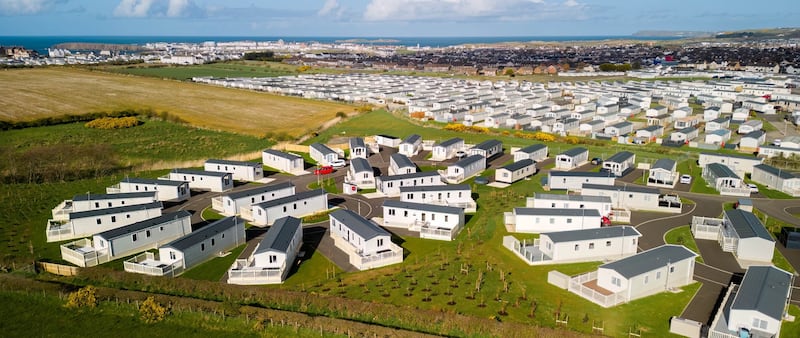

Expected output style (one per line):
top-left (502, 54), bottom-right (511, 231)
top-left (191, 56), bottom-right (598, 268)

top-left (495, 159), bottom-right (536, 184)
top-left (555, 147), bottom-right (589, 170)
top-left (547, 171), bottom-right (615, 191)
top-left (737, 120), bottom-right (763, 134)
top-left (374, 134), bottom-right (401, 148)
top-left (328, 209), bottom-right (403, 270)
top-left (164, 169), bottom-right (233, 192)
top-left (513, 144), bottom-right (548, 162)
top-left (389, 153), bottom-right (417, 175)
top-left (398, 134), bottom-right (422, 157)
top-left (204, 159), bottom-right (263, 182)
top-left (552, 118), bottom-right (580, 133)
top-left (108, 177), bottom-right (190, 202)
top-left (571, 110), bottom-right (596, 122)
top-left (739, 130), bottom-right (766, 151)
top-left (505, 208), bottom-right (601, 233)
top-left (601, 151), bottom-right (636, 177)
top-left (703, 107), bottom-right (721, 121)
top-left (698, 153), bottom-right (763, 177)
top-left (647, 158), bottom-right (678, 187)
top-left (579, 120), bottom-right (605, 133)
top-left (46, 202), bottom-right (163, 242)
top-left (581, 183), bottom-right (680, 213)
top-left (529, 193), bottom-right (612, 217)
top-left (604, 121), bottom-right (634, 137)
top-left (720, 209), bottom-right (775, 262)
top-left (444, 154), bottom-right (486, 184)
top-left (309, 143), bottom-right (339, 165)
top-left (399, 184), bottom-right (475, 211)
top-left (376, 171), bottom-right (445, 197)
top-left (60, 211), bottom-right (192, 267)
top-left (537, 226), bottom-right (641, 264)
top-left (469, 139), bottom-right (503, 159)
top-left (670, 126), bottom-right (699, 143)
top-left (751, 164), bottom-right (800, 197)
top-left (704, 129), bottom-right (731, 145)
top-left (431, 138), bottom-right (465, 160)
top-left (346, 158), bottom-right (375, 189)
top-left (349, 137), bottom-right (368, 159)
top-left (382, 200), bottom-right (465, 241)
top-left (250, 189), bottom-right (328, 226)
top-left (262, 149), bottom-right (305, 175)
top-left (213, 182), bottom-right (295, 216)
top-left (51, 192), bottom-right (157, 221)
top-left (124, 216), bottom-right (246, 277)
top-left (705, 117), bottom-right (730, 132)
top-left (227, 216), bottom-right (303, 285)
top-left (635, 125), bottom-right (664, 140)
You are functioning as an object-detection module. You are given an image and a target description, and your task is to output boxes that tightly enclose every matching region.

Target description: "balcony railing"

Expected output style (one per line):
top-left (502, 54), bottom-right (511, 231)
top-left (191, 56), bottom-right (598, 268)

top-left (46, 220), bottom-right (74, 243)
top-left (567, 271), bottom-right (627, 308)
top-left (123, 252), bottom-right (183, 277)
top-left (60, 239), bottom-right (111, 267)
top-left (51, 200), bottom-right (73, 221)
top-left (211, 197), bottom-right (225, 214)
top-left (227, 259), bottom-right (285, 284)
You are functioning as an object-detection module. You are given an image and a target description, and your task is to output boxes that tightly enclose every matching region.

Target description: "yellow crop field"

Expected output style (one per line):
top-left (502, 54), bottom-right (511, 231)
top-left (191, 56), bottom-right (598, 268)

top-left (0, 68), bottom-right (353, 137)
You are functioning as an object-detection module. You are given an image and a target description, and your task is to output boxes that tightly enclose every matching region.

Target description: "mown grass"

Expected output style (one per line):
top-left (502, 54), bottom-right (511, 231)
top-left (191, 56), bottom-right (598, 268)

top-left (103, 62), bottom-right (295, 80)
top-left (0, 67), bottom-right (353, 137)
top-left (664, 225), bottom-right (705, 263)
top-left (180, 244), bottom-right (247, 281)
top-left (782, 305), bottom-right (800, 337)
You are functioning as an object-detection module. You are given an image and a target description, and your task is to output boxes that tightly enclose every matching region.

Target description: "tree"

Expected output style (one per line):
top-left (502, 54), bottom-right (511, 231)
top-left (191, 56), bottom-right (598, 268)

top-left (503, 68), bottom-right (515, 77)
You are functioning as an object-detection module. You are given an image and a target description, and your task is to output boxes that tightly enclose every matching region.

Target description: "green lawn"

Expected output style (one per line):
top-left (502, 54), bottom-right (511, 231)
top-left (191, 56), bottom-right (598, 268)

top-left (676, 159), bottom-right (719, 195)
top-left (782, 305), bottom-right (800, 337)
top-left (663, 226), bottom-right (705, 263)
top-left (308, 176), bottom-right (342, 193)
top-left (201, 207), bottom-right (225, 222)
top-left (103, 62), bottom-right (296, 81)
top-left (180, 244), bottom-right (246, 281)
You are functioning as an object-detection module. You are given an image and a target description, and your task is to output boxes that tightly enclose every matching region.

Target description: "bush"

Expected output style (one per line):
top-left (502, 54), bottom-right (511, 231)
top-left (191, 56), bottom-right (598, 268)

top-left (409, 111), bottom-right (426, 119)
top-left (64, 285), bottom-right (98, 309)
top-left (335, 111), bottom-right (347, 118)
top-left (85, 117), bottom-right (141, 129)
top-left (531, 132), bottom-right (556, 142)
top-left (139, 296), bottom-right (169, 323)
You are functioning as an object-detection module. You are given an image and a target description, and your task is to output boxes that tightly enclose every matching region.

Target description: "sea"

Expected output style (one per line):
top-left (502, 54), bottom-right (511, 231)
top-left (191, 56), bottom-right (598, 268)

top-left (0, 35), bottom-right (681, 54)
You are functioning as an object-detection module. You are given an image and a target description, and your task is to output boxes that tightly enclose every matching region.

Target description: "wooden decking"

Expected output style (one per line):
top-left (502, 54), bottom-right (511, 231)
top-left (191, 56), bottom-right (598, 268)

top-left (582, 279), bottom-right (614, 296)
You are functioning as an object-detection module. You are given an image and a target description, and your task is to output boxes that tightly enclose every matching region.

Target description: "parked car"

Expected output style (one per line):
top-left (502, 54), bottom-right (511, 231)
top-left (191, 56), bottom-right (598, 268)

top-left (773, 139), bottom-right (782, 147)
top-left (748, 183), bottom-right (759, 194)
top-left (591, 157), bottom-right (602, 165)
top-left (679, 174), bottom-right (692, 184)
top-left (330, 159), bottom-right (347, 168)
top-left (455, 150), bottom-right (467, 159)
top-left (314, 166), bottom-right (334, 175)
top-left (601, 216), bottom-right (612, 227)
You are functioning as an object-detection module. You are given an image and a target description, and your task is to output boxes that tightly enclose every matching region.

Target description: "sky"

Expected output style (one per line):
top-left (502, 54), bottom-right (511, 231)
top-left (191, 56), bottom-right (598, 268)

top-left (0, 0), bottom-right (798, 37)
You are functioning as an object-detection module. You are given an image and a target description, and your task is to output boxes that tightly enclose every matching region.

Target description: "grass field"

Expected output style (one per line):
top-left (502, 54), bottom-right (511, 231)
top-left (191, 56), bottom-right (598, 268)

top-left (664, 225), bottom-right (705, 263)
top-left (0, 68), bottom-right (352, 137)
top-left (103, 62), bottom-right (296, 80)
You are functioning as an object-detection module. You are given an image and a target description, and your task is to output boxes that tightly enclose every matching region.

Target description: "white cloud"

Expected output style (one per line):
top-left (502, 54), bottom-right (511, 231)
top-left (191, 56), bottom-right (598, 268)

top-left (113, 0), bottom-right (201, 18)
top-left (317, 0), bottom-right (339, 16)
top-left (564, 0), bottom-right (580, 7)
top-left (0, 0), bottom-right (63, 15)
top-left (363, 0), bottom-right (583, 21)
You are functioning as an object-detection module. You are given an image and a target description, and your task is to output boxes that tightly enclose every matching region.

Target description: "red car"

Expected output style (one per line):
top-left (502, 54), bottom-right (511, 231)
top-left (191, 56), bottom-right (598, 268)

top-left (601, 216), bottom-right (612, 227)
top-left (314, 166), bottom-right (334, 175)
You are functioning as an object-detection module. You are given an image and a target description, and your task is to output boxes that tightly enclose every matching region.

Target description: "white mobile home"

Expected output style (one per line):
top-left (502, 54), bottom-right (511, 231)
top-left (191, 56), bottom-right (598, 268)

top-left (604, 121), bottom-right (634, 137)
top-left (635, 125), bottom-right (664, 140)
top-left (647, 158), bottom-right (678, 188)
top-left (227, 216), bottom-right (303, 285)
top-left (529, 193), bottom-right (612, 217)
top-left (376, 171), bottom-right (445, 197)
top-left (124, 216), bottom-right (246, 277)
top-left (505, 208), bottom-right (602, 233)
top-left (398, 134), bottom-right (422, 157)
top-left (702, 163), bottom-right (750, 197)
top-left (547, 171), bottom-right (615, 191)
top-left (382, 200), bottom-right (465, 241)
top-left (705, 117), bottom-right (730, 132)
top-left (555, 147), bottom-right (589, 170)
top-left (698, 153), bottom-right (763, 177)
top-left (309, 143), bottom-right (340, 165)
top-left (46, 202), bottom-right (163, 242)
top-left (737, 120), bottom-right (763, 134)
top-left (495, 159), bottom-right (536, 184)
top-left (431, 138), bottom-right (465, 160)
top-left (469, 139), bottom-right (503, 159)
top-left (60, 211), bottom-right (192, 267)
top-left (399, 184), bottom-right (475, 211)
top-left (670, 127), bottom-right (699, 143)
top-left (164, 169), bottom-right (233, 192)
top-left (579, 120), bottom-right (605, 133)
top-left (738, 130), bottom-right (765, 151)
top-left (751, 164), bottom-right (800, 196)
top-left (349, 137), bottom-right (368, 159)
top-left (581, 183), bottom-right (681, 213)
top-left (513, 144), bottom-right (548, 162)
top-left (51, 192), bottom-right (157, 221)
top-left (374, 134), bottom-right (402, 148)
top-left (204, 159), bottom-right (263, 182)
top-left (705, 129), bottom-right (732, 145)
top-left (534, 226), bottom-right (641, 264)
top-left (107, 177), bottom-right (190, 202)
top-left (212, 182), bottom-right (295, 216)
top-left (718, 209), bottom-right (775, 262)
top-left (328, 209), bottom-right (403, 270)
top-left (601, 151), bottom-right (636, 177)
top-left (444, 154), bottom-right (486, 184)
top-left (346, 157), bottom-right (375, 189)
top-left (250, 189), bottom-right (328, 226)
top-left (262, 149), bottom-right (305, 175)
top-left (388, 153), bottom-right (417, 175)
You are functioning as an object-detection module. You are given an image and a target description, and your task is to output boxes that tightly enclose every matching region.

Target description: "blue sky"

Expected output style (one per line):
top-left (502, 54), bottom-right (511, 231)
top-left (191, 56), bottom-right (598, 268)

top-left (0, 0), bottom-right (798, 36)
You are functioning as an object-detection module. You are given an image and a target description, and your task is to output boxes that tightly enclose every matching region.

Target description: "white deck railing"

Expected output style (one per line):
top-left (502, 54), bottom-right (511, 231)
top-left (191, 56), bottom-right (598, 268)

top-left (60, 239), bottom-right (111, 267)
top-left (718, 186), bottom-right (751, 197)
top-left (51, 200), bottom-right (73, 221)
top-left (503, 236), bottom-right (550, 264)
top-left (46, 220), bottom-right (74, 242)
top-left (691, 216), bottom-right (722, 240)
top-left (211, 197), bottom-right (224, 213)
top-left (567, 271), bottom-right (627, 308)
top-left (123, 252), bottom-right (183, 277)
top-left (106, 184), bottom-right (121, 194)
top-left (420, 223), bottom-right (461, 241)
top-left (239, 206), bottom-right (254, 222)
top-left (227, 259), bottom-right (285, 285)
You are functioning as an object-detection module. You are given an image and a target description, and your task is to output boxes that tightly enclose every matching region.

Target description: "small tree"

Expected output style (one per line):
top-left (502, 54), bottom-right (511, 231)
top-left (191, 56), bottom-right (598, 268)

top-left (504, 68), bottom-right (515, 77)
top-left (139, 296), bottom-right (168, 323)
top-left (64, 285), bottom-right (98, 309)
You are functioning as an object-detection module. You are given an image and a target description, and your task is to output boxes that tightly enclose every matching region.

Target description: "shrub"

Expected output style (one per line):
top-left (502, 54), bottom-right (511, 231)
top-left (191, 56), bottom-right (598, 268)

top-left (64, 285), bottom-right (98, 309)
top-left (531, 132), bottom-right (556, 142)
top-left (139, 296), bottom-right (169, 323)
top-left (335, 111), bottom-right (347, 118)
top-left (409, 111), bottom-right (426, 119)
top-left (85, 117), bottom-right (140, 129)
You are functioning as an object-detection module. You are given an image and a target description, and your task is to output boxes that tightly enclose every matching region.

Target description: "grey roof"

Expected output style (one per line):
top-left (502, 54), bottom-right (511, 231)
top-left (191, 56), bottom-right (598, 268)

top-left (600, 245), bottom-right (696, 278)
top-left (453, 154), bottom-right (485, 168)
top-left (350, 158), bottom-right (372, 173)
top-left (437, 137), bottom-right (464, 148)
top-left (253, 189), bottom-right (326, 209)
top-left (652, 158), bottom-right (676, 171)
top-left (731, 266), bottom-right (792, 320)
top-left (676, 126), bottom-right (697, 134)
top-left (700, 152), bottom-right (761, 161)
top-left (513, 208), bottom-right (600, 217)
top-left (585, 120), bottom-right (605, 126)
top-left (165, 216), bottom-right (243, 251)
top-left (309, 142), bottom-right (336, 155)
top-left (473, 139), bottom-right (502, 151)
top-left (383, 200), bottom-right (463, 215)
top-left (329, 209), bottom-right (387, 240)
top-left (400, 184), bottom-right (470, 193)
top-left (378, 171), bottom-right (441, 182)
top-left (549, 171), bottom-right (615, 178)
top-left (69, 201), bottom-right (162, 219)
top-left (349, 137), bottom-right (366, 149)
top-left (390, 153), bottom-right (416, 168)
top-left (262, 149), bottom-right (302, 161)
top-left (517, 144), bottom-right (547, 154)
top-left (708, 129), bottom-right (730, 136)
top-left (401, 134), bottom-right (421, 144)
top-left (742, 130), bottom-right (765, 139)
top-left (376, 134), bottom-right (399, 140)
top-left (754, 164), bottom-right (798, 180)
top-left (501, 159), bottom-right (534, 172)
top-left (559, 147), bottom-right (588, 157)
top-left (534, 193), bottom-right (611, 203)
top-left (225, 182), bottom-right (295, 201)
top-left (640, 125), bottom-right (663, 132)
top-left (121, 177), bottom-right (187, 187)
top-left (254, 216), bottom-right (302, 255)
top-left (544, 226), bottom-right (641, 243)
top-left (581, 183), bottom-right (659, 195)
top-left (97, 211), bottom-right (191, 240)
top-left (737, 198), bottom-right (753, 206)
top-left (710, 117), bottom-right (729, 124)
top-left (706, 163), bottom-right (739, 179)
top-left (724, 209), bottom-right (774, 241)
top-left (170, 169), bottom-right (230, 178)
top-left (72, 191), bottom-right (156, 201)
top-left (611, 121), bottom-right (633, 129)
top-left (205, 159), bottom-right (261, 168)
top-left (605, 151), bottom-right (635, 164)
